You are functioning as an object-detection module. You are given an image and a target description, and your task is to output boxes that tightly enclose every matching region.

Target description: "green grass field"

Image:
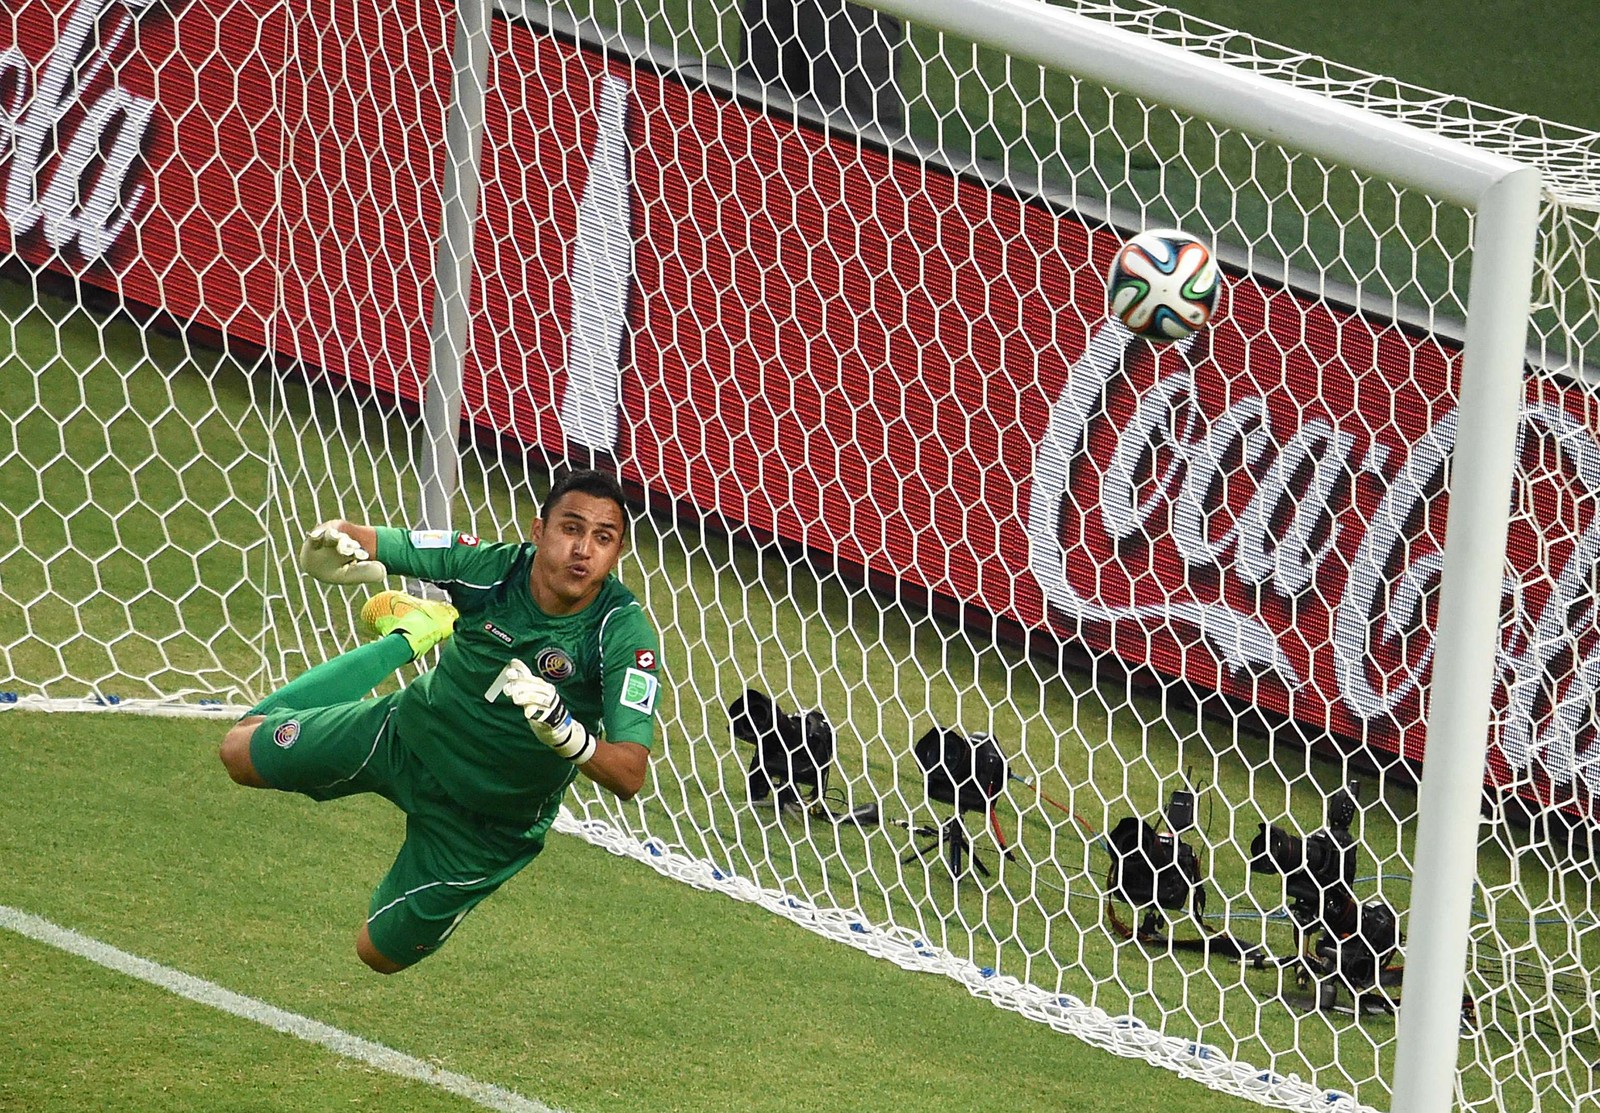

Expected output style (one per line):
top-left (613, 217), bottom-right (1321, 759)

top-left (1, 711), bottom-right (1271, 1113)
top-left (4, 3), bottom-right (1599, 1110)
top-left (1162, 0), bottom-right (1600, 134)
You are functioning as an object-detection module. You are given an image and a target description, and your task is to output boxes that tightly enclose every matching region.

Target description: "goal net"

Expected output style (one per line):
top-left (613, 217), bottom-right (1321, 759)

top-left (3, 0), bottom-right (1598, 1108)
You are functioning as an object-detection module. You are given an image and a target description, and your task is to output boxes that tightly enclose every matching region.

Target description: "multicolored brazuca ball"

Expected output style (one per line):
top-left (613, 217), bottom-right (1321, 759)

top-left (1106, 229), bottom-right (1222, 342)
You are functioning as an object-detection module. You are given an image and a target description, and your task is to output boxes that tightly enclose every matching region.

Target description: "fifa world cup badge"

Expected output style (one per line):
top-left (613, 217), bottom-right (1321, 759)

top-left (620, 668), bottom-right (659, 714)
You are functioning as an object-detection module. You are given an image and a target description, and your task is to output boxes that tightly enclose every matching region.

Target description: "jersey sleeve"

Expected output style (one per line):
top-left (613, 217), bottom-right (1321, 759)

top-left (598, 601), bottom-right (662, 749)
top-left (372, 527), bottom-right (524, 611)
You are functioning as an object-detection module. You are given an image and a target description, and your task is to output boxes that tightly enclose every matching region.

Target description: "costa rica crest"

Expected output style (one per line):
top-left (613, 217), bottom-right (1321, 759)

top-left (535, 646), bottom-right (575, 681)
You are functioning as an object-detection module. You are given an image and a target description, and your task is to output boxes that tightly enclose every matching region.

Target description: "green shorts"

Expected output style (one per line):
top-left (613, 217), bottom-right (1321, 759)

top-left (250, 693), bottom-right (558, 967)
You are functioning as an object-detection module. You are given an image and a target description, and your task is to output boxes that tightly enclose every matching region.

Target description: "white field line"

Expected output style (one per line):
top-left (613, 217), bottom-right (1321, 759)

top-left (0, 905), bottom-right (561, 1113)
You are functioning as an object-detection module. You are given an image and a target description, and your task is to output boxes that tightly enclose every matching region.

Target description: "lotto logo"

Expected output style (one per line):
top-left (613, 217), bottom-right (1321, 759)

top-left (483, 621), bottom-right (515, 646)
top-left (458, 533), bottom-right (480, 546)
top-left (635, 649), bottom-right (656, 670)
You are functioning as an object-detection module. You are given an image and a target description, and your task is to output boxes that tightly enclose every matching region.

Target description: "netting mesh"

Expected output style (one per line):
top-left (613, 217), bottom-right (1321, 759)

top-left (4, 1), bottom-right (1600, 1109)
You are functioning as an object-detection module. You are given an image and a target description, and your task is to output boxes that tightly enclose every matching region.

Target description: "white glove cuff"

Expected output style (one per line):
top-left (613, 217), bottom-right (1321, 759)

top-left (550, 720), bottom-right (598, 765)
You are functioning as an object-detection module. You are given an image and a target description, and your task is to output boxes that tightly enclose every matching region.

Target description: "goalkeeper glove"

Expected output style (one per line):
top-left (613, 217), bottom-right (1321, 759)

top-left (488, 659), bottom-right (598, 765)
top-left (299, 521), bottom-right (388, 585)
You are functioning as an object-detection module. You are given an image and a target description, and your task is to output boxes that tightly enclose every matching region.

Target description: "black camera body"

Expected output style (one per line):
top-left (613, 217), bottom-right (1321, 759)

top-left (1253, 824), bottom-right (1357, 926)
top-left (1311, 896), bottom-right (1400, 993)
top-left (912, 726), bottom-right (1006, 815)
top-left (1250, 786), bottom-right (1359, 928)
top-left (1248, 783), bottom-right (1403, 1003)
top-left (729, 689), bottom-right (835, 808)
top-left (1107, 815), bottom-right (1204, 914)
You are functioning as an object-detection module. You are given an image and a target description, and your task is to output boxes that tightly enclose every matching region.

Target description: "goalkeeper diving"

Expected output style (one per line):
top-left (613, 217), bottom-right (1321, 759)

top-left (219, 469), bottom-right (661, 973)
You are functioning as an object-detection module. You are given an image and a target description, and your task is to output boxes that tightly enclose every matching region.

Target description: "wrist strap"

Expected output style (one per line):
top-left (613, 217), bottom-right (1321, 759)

top-left (548, 717), bottom-right (598, 765)
top-left (565, 727), bottom-right (598, 766)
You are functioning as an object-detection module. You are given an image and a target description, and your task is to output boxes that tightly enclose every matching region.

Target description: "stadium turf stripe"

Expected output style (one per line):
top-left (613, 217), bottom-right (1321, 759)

top-left (0, 904), bottom-right (560, 1113)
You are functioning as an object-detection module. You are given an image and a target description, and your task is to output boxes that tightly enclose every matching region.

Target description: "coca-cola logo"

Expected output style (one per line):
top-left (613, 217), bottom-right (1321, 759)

top-left (1027, 319), bottom-right (1600, 804)
top-left (1028, 320), bottom-right (1365, 689)
top-left (1495, 402), bottom-right (1600, 795)
top-left (0, 0), bottom-right (159, 260)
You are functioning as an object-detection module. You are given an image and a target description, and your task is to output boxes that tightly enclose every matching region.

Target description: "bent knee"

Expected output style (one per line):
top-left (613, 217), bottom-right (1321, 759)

top-left (358, 950), bottom-right (404, 975)
top-left (220, 718), bottom-right (268, 787)
top-left (356, 927), bottom-right (407, 975)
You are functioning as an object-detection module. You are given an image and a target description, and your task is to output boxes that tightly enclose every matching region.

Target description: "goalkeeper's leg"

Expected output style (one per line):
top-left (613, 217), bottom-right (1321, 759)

top-left (219, 591), bottom-right (457, 788)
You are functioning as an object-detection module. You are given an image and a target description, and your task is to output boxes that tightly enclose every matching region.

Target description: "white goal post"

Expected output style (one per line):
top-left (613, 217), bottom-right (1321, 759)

top-left (6, 0), bottom-right (1599, 1109)
top-left (845, 10), bottom-right (1540, 1103)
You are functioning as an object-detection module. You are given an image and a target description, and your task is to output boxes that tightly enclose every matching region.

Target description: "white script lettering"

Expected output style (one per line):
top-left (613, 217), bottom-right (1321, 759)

top-left (0, 0), bottom-right (158, 259)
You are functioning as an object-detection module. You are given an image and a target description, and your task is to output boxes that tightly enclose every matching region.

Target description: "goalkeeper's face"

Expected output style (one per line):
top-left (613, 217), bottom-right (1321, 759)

top-left (529, 491), bottom-right (627, 608)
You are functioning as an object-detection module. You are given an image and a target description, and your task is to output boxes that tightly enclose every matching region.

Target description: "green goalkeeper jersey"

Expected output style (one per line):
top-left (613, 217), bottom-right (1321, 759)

top-left (373, 527), bottom-right (661, 825)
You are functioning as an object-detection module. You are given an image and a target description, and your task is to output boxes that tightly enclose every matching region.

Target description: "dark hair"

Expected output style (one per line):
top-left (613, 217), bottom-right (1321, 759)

top-left (541, 468), bottom-right (628, 529)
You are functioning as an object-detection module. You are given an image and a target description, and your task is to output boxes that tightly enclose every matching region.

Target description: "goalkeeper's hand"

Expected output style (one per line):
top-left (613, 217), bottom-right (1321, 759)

top-left (299, 521), bottom-right (388, 585)
top-left (490, 659), bottom-right (598, 765)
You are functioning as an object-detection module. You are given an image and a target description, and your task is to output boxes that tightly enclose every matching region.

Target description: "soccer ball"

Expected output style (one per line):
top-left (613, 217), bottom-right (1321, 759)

top-left (1106, 229), bottom-right (1221, 342)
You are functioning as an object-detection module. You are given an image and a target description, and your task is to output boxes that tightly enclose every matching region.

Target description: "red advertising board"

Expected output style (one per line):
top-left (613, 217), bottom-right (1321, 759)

top-left (7, 0), bottom-right (1598, 812)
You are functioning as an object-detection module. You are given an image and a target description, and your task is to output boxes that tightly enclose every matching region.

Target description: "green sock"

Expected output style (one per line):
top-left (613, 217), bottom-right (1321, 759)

top-left (249, 635), bottom-right (415, 716)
